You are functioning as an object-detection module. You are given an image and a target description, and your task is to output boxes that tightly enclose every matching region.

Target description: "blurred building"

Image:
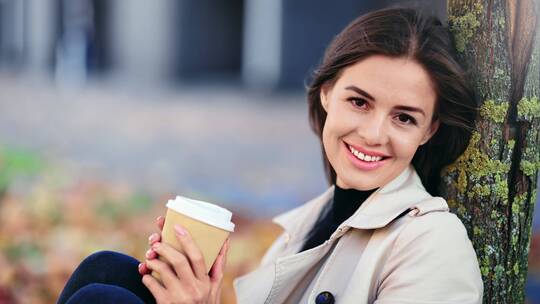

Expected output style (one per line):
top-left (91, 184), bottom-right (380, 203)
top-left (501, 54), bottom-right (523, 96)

top-left (0, 0), bottom-right (444, 89)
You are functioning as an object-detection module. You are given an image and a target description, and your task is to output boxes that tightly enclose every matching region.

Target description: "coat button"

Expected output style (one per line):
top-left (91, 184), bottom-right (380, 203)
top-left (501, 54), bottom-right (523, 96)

top-left (315, 291), bottom-right (335, 304)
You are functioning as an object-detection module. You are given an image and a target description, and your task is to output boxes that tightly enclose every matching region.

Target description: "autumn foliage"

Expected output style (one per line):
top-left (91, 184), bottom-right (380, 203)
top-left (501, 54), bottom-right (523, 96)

top-left (0, 147), bottom-right (281, 303)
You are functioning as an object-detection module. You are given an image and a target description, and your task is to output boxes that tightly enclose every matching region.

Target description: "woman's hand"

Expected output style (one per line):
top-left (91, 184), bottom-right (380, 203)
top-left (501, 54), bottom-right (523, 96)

top-left (138, 216), bottom-right (166, 275)
top-left (140, 222), bottom-right (230, 304)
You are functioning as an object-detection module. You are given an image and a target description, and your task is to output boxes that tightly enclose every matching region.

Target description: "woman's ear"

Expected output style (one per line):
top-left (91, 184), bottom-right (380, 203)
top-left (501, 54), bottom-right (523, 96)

top-left (320, 87), bottom-right (329, 112)
top-left (420, 119), bottom-right (440, 145)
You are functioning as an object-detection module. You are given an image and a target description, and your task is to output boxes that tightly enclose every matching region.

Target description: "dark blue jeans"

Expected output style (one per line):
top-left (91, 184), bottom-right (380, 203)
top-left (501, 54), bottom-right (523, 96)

top-left (57, 251), bottom-right (156, 304)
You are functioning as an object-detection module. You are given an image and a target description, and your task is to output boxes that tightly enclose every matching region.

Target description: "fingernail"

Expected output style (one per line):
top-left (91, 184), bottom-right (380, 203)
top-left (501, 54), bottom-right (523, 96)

top-left (148, 233), bottom-right (158, 243)
top-left (174, 224), bottom-right (186, 236)
top-left (152, 242), bottom-right (160, 250)
top-left (156, 216), bottom-right (163, 222)
top-left (138, 263), bottom-right (143, 270)
top-left (146, 249), bottom-right (153, 258)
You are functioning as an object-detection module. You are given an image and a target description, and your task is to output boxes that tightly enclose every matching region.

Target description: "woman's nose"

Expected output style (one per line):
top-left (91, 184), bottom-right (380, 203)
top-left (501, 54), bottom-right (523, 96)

top-left (357, 114), bottom-right (389, 146)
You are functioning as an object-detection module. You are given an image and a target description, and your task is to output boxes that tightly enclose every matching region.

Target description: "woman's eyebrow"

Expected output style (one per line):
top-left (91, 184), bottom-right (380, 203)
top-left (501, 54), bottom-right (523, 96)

top-left (345, 85), bottom-right (425, 117)
top-left (394, 105), bottom-right (426, 117)
top-left (345, 85), bottom-right (375, 100)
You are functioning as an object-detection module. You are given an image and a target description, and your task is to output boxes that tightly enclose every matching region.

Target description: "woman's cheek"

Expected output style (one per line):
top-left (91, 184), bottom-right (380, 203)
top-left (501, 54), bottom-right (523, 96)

top-left (392, 132), bottom-right (425, 159)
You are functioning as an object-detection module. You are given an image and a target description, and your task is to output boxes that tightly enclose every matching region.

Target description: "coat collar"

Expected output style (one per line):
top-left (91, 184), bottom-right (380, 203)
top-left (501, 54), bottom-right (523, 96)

top-left (272, 164), bottom-right (437, 236)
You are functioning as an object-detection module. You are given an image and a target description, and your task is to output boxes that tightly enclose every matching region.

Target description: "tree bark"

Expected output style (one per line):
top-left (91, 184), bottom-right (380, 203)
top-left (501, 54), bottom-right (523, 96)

top-left (445, 0), bottom-right (540, 302)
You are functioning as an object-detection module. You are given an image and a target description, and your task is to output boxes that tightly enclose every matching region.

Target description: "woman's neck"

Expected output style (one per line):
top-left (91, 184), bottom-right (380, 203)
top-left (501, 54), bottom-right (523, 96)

top-left (332, 184), bottom-right (377, 222)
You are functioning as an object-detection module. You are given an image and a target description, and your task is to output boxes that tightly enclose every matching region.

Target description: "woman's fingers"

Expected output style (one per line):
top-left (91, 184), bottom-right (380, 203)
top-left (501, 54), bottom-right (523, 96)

top-left (209, 238), bottom-right (229, 282)
top-left (145, 248), bottom-right (157, 260)
top-left (157, 215), bottom-right (165, 231)
top-left (138, 262), bottom-right (149, 275)
top-left (173, 224), bottom-right (208, 279)
top-left (148, 233), bottom-right (161, 245)
top-left (145, 257), bottom-right (182, 290)
top-left (209, 239), bottom-right (229, 303)
top-left (152, 241), bottom-right (197, 282)
top-left (147, 215), bottom-right (165, 246)
top-left (142, 274), bottom-right (167, 301)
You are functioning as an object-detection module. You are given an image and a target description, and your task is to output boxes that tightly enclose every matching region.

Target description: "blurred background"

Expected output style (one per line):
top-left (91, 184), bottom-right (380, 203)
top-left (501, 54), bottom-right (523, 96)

top-left (0, 0), bottom-right (538, 303)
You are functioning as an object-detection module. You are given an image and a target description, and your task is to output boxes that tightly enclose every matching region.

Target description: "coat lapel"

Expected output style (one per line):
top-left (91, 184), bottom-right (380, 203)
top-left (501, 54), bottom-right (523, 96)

top-left (272, 164), bottom-right (435, 237)
top-left (344, 164), bottom-right (433, 230)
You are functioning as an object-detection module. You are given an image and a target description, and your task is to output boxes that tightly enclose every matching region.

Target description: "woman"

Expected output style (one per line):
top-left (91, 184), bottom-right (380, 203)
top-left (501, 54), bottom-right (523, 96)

top-left (57, 7), bottom-right (484, 304)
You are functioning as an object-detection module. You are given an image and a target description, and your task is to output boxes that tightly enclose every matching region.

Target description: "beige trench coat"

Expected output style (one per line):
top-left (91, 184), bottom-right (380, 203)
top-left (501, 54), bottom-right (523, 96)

top-left (233, 165), bottom-right (483, 303)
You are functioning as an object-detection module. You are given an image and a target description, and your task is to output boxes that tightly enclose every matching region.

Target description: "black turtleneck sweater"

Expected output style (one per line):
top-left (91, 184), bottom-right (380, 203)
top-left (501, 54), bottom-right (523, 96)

top-left (299, 185), bottom-right (377, 253)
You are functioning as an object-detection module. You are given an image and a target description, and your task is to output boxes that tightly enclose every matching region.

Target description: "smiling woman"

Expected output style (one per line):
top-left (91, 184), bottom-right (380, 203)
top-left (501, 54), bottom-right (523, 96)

top-left (234, 7), bottom-right (483, 303)
top-left (57, 6), bottom-right (483, 304)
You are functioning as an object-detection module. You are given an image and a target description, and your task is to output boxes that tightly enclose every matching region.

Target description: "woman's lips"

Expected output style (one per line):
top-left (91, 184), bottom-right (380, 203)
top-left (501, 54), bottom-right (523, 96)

top-left (343, 142), bottom-right (390, 171)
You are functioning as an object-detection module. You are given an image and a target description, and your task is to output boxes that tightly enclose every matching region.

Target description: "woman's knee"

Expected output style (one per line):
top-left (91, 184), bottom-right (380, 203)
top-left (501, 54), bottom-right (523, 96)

top-left (79, 250), bottom-right (138, 271)
top-left (74, 250), bottom-right (139, 281)
top-left (65, 283), bottom-right (145, 304)
top-left (57, 251), bottom-right (145, 304)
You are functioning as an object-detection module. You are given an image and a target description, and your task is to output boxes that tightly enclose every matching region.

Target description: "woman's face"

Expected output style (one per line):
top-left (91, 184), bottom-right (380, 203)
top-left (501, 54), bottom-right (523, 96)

top-left (320, 55), bottom-right (439, 190)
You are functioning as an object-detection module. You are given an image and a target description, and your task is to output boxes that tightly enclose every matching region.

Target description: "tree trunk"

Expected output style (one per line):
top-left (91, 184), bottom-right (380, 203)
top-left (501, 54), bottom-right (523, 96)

top-left (445, 0), bottom-right (540, 302)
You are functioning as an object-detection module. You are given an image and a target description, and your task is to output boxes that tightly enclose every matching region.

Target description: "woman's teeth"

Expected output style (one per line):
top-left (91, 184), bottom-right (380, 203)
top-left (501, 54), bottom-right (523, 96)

top-left (349, 146), bottom-right (383, 162)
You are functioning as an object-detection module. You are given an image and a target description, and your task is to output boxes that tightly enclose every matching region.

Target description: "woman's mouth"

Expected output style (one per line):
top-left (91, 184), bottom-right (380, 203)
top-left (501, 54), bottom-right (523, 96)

top-left (343, 142), bottom-right (390, 170)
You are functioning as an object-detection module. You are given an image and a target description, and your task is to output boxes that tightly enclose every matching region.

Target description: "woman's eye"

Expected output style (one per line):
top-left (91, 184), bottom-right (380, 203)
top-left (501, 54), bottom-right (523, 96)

top-left (397, 114), bottom-right (417, 125)
top-left (348, 97), bottom-right (368, 108)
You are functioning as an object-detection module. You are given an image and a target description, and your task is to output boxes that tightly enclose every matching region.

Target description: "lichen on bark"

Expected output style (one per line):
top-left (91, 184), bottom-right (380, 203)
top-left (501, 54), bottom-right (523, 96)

top-left (480, 99), bottom-right (509, 123)
top-left (448, 2), bottom-right (483, 53)
top-left (517, 96), bottom-right (540, 120)
top-left (446, 0), bottom-right (539, 302)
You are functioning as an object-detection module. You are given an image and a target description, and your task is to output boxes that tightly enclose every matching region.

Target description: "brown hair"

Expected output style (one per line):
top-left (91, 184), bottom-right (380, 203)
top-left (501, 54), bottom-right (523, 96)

top-left (307, 7), bottom-right (477, 196)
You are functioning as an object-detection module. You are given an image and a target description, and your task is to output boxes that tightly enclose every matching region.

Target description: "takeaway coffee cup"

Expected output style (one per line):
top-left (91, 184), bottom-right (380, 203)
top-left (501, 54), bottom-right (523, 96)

top-left (152, 195), bottom-right (235, 281)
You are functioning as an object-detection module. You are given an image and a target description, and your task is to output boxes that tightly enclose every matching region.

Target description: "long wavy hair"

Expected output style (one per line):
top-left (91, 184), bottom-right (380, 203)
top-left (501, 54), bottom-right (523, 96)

top-left (306, 7), bottom-right (477, 196)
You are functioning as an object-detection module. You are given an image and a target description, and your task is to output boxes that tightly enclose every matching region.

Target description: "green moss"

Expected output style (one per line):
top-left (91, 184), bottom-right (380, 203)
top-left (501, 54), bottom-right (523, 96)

top-left (511, 193), bottom-right (527, 242)
top-left (494, 175), bottom-right (509, 204)
top-left (469, 183), bottom-right (491, 198)
top-left (513, 262), bottom-right (520, 275)
top-left (480, 252), bottom-right (491, 277)
top-left (480, 99), bottom-right (509, 123)
top-left (481, 265), bottom-right (490, 277)
top-left (514, 192), bottom-right (528, 205)
top-left (446, 132), bottom-right (511, 198)
top-left (521, 159), bottom-right (540, 177)
top-left (521, 146), bottom-right (540, 177)
top-left (517, 96), bottom-right (540, 120)
top-left (447, 199), bottom-right (458, 209)
top-left (507, 139), bottom-right (516, 150)
top-left (457, 205), bottom-right (467, 217)
top-left (512, 233), bottom-right (519, 247)
top-left (456, 169), bottom-right (468, 194)
top-left (473, 226), bottom-right (483, 236)
top-left (479, 244), bottom-right (496, 278)
top-left (512, 201), bottom-right (521, 214)
top-left (448, 2), bottom-right (483, 53)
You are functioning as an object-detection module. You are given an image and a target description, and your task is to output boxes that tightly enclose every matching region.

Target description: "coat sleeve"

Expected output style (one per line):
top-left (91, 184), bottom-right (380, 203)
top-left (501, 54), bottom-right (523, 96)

top-left (374, 212), bottom-right (484, 304)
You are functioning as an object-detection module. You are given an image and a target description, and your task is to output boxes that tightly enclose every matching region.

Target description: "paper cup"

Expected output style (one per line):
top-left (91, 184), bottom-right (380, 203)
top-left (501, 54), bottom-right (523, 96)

top-left (151, 195), bottom-right (235, 282)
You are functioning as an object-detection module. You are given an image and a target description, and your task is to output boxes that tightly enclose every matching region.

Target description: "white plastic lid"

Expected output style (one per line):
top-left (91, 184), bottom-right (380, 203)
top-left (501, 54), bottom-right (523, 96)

top-left (166, 195), bottom-right (235, 232)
